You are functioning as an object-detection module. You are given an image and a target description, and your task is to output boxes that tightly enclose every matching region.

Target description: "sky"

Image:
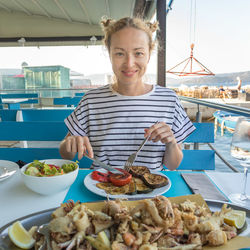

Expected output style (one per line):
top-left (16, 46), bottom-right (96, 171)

top-left (0, 0), bottom-right (250, 76)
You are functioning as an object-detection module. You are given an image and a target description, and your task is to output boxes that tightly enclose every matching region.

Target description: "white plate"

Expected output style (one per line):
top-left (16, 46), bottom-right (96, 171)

top-left (0, 160), bottom-right (19, 182)
top-left (83, 169), bottom-right (171, 199)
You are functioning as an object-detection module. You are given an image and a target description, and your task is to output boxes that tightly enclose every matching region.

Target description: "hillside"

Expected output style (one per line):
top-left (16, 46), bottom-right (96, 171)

top-left (85, 71), bottom-right (250, 87)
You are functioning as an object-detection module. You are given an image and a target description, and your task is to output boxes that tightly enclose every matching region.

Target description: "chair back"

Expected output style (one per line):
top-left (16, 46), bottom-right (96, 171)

top-left (53, 97), bottom-right (82, 107)
top-left (0, 109), bottom-right (73, 121)
top-left (0, 121), bottom-right (215, 170)
top-left (177, 122), bottom-right (215, 170)
top-left (74, 92), bottom-right (85, 97)
top-left (0, 93), bottom-right (39, 109)
top-left (0, 121), bottom-right (92, 168)
top-left (0, 96), bottom-right (3, 109)
top-left (0, 93), bottom-right (39, 104)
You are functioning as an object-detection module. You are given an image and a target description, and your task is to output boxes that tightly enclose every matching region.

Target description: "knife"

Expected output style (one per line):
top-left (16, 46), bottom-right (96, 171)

top-left (84, 155), bottom-right (120, 173)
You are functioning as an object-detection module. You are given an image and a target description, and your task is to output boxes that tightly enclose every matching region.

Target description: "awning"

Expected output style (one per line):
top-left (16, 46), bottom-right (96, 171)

top-left (0, 0), bottom-right (156, 47)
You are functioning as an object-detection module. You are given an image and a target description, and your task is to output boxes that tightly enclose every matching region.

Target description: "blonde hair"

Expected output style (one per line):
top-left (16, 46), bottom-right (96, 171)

top-left (100, 17), bottom-right (159, 53)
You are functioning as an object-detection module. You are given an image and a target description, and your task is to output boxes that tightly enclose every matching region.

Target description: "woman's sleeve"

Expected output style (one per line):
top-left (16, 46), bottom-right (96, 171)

top-left (171, 96), bottom-right (196, 144)
top-left (64, 99), bottom-right (88, 137)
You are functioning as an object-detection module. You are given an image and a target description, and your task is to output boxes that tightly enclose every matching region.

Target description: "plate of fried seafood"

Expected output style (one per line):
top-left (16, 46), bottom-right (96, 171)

top-left (83, 166), bottom-right (171, 199)
top-left (1, 194), bottom-right (250, 250)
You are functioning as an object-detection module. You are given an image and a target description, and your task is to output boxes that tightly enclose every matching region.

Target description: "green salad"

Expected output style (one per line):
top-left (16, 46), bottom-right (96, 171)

top-left (24, 160), bottom-right (78, 177)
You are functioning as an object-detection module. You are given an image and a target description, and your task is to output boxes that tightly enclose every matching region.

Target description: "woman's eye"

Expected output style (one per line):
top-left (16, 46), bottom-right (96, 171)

top-left (135, 52), bottom-right (144, 57)
top-left (115, 52), bottom-right (124, 57)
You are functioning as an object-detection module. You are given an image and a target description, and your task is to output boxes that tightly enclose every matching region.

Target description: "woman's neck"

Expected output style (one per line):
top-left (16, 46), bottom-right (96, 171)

top-left (112, 82), bottom-right (152, 96)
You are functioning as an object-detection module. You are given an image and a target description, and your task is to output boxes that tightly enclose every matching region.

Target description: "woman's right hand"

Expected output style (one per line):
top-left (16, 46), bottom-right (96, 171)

top-left (62, 135), bottom-right (94, 160)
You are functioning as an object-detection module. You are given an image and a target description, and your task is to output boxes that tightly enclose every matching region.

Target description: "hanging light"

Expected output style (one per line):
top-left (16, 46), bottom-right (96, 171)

top-left (18, 37), bottom-right (26, 47)
top-left (166, 44), bottom-right (214, 76)
top-left (166, 0), bottom-right (214, 77)
top-left (90, 36), bottom-right (97, 45)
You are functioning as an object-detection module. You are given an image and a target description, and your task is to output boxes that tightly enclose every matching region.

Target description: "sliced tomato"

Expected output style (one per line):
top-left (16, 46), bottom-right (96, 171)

top-left (91, 170), bottom-right (109, 182)
top-left (48, 164), bottom-right (60, 170)
top-left (109, 168), bottom-right (132, 187)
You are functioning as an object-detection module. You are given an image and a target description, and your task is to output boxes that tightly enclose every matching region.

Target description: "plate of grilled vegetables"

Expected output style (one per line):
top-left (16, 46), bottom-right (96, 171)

top-left (83, 166), bottom-right (171, 199)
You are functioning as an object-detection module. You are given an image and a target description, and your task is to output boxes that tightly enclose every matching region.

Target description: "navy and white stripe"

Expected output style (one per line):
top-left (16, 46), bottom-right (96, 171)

top-left (65, 84), bottom-right (195, 171)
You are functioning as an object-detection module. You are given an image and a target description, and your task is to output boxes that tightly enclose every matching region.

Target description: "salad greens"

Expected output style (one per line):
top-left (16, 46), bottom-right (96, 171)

top-left (24, 160), bottom-right (78, 177)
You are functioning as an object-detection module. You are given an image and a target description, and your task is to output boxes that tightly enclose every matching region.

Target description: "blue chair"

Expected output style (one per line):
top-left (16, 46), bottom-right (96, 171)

top-left (53, 97), bottom-right (82, 107)
top-left (0, 109), bottom-right (73, 121)
top-left (75, 92), bottom-right (85, 97)
top-left (0, 121), bottom-right (92, 168)
top-left (0, 93), bottom-right (39, 109)
top-left (0, 96), bottom-right (3, 109)
top-left (0, 93), bottom-right (38, 99)
top-left (178, 123), bottom-right (215, 170)
top-left (0, 121), bottom-right (214, 170)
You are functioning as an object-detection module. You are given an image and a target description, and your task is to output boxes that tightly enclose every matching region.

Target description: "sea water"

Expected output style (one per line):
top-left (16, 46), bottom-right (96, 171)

top-left (200, 128), bottom-right (243, 172)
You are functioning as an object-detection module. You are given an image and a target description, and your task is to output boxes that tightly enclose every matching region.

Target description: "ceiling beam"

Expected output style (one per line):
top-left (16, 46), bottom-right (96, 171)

top-left (105, 0), bottom-right (110, 18)
top-left (31, 0), bottom-right (52, 18)
top-left (130, 0), bottom-right (136, 17)
top-left (78, 0), bottom-right (92, 25)
top-left (0, 36), bottom-right (103, 43)
top-left (133, 0), bottom-right (153, 19)
top-left (12, 0), bottom-right (32, 15)
top-left (0, 2), bottom-right (11, 12)
top-left (53, 0), bottom-right (72, 22)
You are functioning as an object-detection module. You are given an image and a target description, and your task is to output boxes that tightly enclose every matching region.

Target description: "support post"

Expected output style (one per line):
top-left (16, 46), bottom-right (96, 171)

top-left (157, 0), bottom-right (166, 87)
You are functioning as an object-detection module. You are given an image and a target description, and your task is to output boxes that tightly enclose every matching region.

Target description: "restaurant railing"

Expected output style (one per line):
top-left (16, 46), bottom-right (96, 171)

top-left (179, 96), bottom-right (250, 117)
top-left (179, 96), bottom-right (250, 173)
top-left (0, 88), bottom-right (89, 98)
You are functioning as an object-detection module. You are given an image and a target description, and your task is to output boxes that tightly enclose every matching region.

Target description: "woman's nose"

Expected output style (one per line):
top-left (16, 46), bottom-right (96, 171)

top-left (125, 54), bottom-right (135, 67)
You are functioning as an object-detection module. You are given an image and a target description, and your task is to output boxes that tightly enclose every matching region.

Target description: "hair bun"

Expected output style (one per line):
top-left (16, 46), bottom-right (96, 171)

top-left (146, 21), bottom-right (159, 32)
top-left (100, 18), bottom-right (115, 29)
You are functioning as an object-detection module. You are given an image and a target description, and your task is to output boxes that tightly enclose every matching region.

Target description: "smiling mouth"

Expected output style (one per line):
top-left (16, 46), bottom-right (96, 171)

top-left (122, 70), bottom-right (138, 77)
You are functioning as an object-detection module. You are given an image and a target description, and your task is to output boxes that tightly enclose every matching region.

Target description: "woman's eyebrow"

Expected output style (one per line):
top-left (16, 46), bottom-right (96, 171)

top-left (114, 47), bottom-right (124, 51)
top-left (113, 47), bottom-right (145, 51)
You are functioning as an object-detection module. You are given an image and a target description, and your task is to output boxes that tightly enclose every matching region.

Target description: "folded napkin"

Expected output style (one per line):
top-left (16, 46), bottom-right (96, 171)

top-left (181, 173), bottom-right (229, 202)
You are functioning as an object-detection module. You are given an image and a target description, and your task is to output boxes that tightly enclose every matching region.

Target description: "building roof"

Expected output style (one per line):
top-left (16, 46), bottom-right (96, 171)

top-left (0, 68), bottom-right (22, 76)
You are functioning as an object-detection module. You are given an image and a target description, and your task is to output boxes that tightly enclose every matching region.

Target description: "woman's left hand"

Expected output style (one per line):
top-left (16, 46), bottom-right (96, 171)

top-left (144, 122), bottom-right (176, 144)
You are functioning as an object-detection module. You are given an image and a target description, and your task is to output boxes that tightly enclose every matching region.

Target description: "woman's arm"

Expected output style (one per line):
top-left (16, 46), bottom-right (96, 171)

top-left (163, 141), bottom-right (183, 170)
top-left (144, 122), bottom-right (183, 170)
top-left (59, 132), bottom-right (94, 160)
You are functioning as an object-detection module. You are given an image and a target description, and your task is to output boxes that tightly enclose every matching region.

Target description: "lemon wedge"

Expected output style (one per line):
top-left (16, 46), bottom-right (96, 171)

top-left (8, 221), bottom-right (35, 249)
top-left (224, 210), bottom-right (246, 229)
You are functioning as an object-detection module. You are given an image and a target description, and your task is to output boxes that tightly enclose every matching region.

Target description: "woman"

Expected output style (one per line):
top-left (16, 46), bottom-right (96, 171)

top-left (60, 17), bottom-right (195, 171)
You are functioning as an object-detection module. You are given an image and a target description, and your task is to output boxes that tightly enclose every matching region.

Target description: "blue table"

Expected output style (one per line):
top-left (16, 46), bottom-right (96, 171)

top-left (63, 170), bottom-right (193, 202)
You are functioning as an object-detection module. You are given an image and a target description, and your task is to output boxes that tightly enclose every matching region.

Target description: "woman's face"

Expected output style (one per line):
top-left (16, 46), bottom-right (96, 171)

top-left (109, 27), bottom-right (150, 86)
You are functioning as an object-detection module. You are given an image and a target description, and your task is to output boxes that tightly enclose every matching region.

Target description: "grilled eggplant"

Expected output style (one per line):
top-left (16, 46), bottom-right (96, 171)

top-left (141, 173), bottom-right (168, 189)
top-left (127, 166), bottom-right (150, 178)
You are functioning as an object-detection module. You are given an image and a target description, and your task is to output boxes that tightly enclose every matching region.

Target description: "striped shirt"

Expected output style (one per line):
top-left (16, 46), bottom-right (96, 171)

top-left (65, 84), bottom-right (195, 171)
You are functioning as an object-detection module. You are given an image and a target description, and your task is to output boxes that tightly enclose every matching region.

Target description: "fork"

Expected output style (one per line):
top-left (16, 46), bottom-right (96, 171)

top-left (124, 135), bottom-right (150, 171)
top-left (124, 121), bottom-right (159, 171)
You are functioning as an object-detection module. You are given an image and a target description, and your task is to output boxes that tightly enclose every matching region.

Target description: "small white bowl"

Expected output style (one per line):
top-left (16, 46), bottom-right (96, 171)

top-left (21, 159), bottom-right (79, 195)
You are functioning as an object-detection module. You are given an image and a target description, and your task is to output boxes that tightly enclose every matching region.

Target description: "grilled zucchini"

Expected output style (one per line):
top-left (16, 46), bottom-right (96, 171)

top-left (141, 173), bottom-right (168, 189)
top-left (134, 178), bottom-right (153, 194)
